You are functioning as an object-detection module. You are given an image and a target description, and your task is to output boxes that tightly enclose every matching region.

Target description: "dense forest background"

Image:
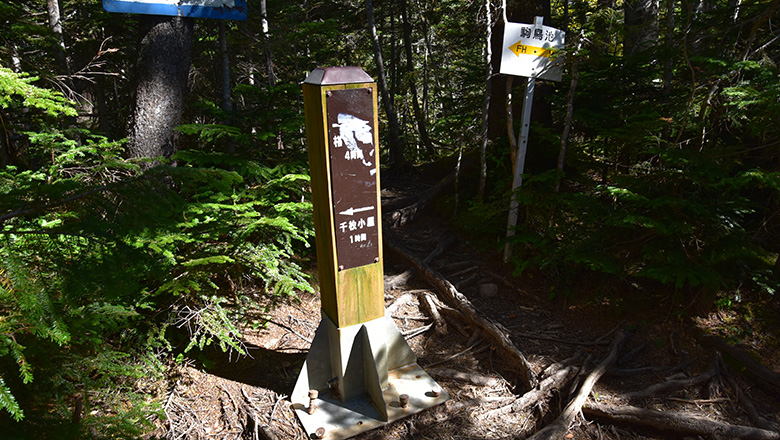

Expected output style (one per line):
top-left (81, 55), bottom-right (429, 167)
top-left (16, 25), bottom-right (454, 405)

top-left (0, 0), bottom-right (778, 437)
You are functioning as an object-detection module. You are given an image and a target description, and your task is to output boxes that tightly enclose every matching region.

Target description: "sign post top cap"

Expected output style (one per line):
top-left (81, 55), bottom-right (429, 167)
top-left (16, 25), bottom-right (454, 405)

top-left (304, 67), bottom-right (374, 86)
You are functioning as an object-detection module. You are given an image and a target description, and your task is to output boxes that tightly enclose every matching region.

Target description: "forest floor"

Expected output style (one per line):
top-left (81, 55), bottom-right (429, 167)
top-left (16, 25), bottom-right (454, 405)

top-left (152, 175), bottom-right (780, 440)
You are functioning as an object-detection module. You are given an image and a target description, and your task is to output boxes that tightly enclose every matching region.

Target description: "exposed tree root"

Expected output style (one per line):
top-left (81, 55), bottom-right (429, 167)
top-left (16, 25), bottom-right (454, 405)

top-left (477, 352), bottom-right (583, 421)
top-left (726, 374), bottom-right (780, 432)
top-left (701, 335), bottom-right (780, 393)
top-left (626, 368), bottom-right (716, 400)
top-left (421, 292), bottom-right (447, 333)
top-left (582, 402), bottom-right (780, 440)
top-left (384, 237), bottom-right (536, 392)
top-left (525, 330), bottom-right (628, 440)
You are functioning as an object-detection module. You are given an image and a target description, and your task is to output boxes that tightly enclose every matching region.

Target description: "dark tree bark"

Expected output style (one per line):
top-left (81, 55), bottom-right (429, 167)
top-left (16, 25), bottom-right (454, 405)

top-left (401, 0), bottom-right (434, 157)
top-left (259, 0), bottom-right (275, 87)
top-left (624, 0), bottom-right (660, 56)
top-left (218, 22), bottom-right (236, 154)
top-left (95, 77), bottom-right (112, 138)
top-left (662, 0), bottom-right (675, 96)
top-left (219, 22), bottom-right (233, 115)
top-left (0, 108), bottom-right (9, 167)
top-left (554, 50), bottom-right (580, 193)
top-left (129, 16), bottom-right (194, 165)
top-left (478, 0), bottom-right (494, 203)
top-left (47, 0), bottom-right (68, 75)
top-left (366, 0), bottom-right (407, 168)
top-left (420, 12), bottom-right (431, 118)
top-left (486, 1), bottom-right (508, 143)
top-left (389, 1), bottom-right (398, 106)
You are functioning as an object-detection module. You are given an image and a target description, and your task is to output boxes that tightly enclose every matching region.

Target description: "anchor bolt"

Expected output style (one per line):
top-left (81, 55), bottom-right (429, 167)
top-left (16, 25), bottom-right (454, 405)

top-left (308, 390), bottom-right (318, 415)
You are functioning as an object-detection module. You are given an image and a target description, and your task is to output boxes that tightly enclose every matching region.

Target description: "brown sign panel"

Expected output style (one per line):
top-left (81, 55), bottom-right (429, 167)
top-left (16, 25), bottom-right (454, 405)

top-left (326, 88), bottom-right (379, 270)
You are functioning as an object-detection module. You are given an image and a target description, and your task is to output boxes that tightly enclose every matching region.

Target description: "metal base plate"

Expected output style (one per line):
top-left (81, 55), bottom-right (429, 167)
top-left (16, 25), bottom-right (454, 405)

top-left (292, 363), bottom-right (448, 439)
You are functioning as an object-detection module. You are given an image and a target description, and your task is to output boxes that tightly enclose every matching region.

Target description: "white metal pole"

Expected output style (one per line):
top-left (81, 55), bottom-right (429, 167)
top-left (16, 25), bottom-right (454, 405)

top-left (504, 75), bottom-right (535, 261)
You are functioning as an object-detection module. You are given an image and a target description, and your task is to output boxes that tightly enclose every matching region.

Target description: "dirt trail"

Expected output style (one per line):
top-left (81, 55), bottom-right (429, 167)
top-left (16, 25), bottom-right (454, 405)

top-left (154, 178), bottom-right (780, 440)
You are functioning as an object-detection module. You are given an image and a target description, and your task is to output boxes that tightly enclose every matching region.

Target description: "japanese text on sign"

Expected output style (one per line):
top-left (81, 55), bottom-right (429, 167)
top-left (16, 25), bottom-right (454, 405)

top-left (500, 19), bottom-right (565, 81)
top-left (326, 89), bottom-right (380, 270)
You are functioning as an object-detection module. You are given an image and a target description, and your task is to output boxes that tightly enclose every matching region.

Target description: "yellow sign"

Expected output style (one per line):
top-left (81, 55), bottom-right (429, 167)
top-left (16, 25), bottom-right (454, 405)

top-left (500, 19), bottom-right (565, 81)
top-left (509, 42), bottom-right (553, 58)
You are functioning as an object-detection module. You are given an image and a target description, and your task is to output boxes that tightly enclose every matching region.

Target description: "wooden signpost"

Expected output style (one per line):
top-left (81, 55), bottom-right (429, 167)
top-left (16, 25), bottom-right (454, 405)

top-left (292, 67), bottom-right (447, 440)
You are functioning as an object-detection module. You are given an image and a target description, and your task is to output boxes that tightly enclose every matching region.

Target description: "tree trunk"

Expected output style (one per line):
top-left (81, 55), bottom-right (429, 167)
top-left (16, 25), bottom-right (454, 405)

top-left (421, 13), bottom-right (431, 119)
top-left (129, 16), bottom-right (194, 165)
top-left (47, 0), bottom-right (68, 75)
top-left (486, 9), bottom-right (507, 143)
top-left (624, 0), bottom-right (660, 56)
top-left (260, 0), bottom-right (275, 87)
top-left (554, 51), bottom-right (579, 193)
top-left (662, 0), bottom-right (675, 97)
top-left (219, 22), bottom-right (233, 115)
top-left (218, 22), bottom-right (235, 154)
top-left (478, 0), bottom-right (494, 203)
top-left (401, 0), bottom-right (435, 158)
top-left (366, 0), bottom-right (406, 168)
top-left (0, 109), bottom-right (9, 167)
top-left (505, 77), bottom-right (517, 168)
top-left (490, 0), bottom-right (553, 170)
top-left (389, 1), bottom-right (398, 106)
top-left (95, 78), bottom-right (112, 138)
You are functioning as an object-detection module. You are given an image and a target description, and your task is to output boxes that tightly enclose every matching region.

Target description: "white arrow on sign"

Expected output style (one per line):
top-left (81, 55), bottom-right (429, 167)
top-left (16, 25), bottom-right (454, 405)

top-left (339, 206), bottom-right (374, 216)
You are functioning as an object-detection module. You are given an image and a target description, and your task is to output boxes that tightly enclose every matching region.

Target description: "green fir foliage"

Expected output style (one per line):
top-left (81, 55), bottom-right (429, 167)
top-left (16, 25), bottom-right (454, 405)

top-left (0, 64), bottom-right (313, 431)
top-left (2, 0), bottom-right (779, 435)
top-left (0, 68), bottom-right (77, 118)
top-left (499, 0), bottom-right (780, 309)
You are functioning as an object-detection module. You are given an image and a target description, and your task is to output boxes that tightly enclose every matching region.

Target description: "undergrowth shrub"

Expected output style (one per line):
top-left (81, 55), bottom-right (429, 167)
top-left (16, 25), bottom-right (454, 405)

top-left (505, 166), bottom-right (778, 303)
top-left (0, 67), bottom-right (313, 434)
top-left (482, 5), bottom-right (780, 312)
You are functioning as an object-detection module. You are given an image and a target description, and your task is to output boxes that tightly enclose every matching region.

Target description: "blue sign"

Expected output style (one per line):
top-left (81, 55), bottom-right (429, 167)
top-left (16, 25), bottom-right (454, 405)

top-left (103, 0), bottom-right (247, 20)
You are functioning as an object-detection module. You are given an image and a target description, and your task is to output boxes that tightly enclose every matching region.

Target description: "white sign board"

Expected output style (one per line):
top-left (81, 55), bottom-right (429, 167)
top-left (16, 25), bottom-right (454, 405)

top-left (103, 0), bottom-right (247, 20)
top-left (500, 17), bottom-right (565, 81)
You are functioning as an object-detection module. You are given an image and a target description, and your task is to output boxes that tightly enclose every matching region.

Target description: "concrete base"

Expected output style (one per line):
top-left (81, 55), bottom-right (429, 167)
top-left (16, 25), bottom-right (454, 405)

top-left (291, 312), bottom-right (448, 439)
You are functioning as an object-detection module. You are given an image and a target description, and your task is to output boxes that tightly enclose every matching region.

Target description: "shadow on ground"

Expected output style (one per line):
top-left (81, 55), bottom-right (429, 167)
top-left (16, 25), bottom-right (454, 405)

top-left (203, 343), bottom-right (306, 396)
